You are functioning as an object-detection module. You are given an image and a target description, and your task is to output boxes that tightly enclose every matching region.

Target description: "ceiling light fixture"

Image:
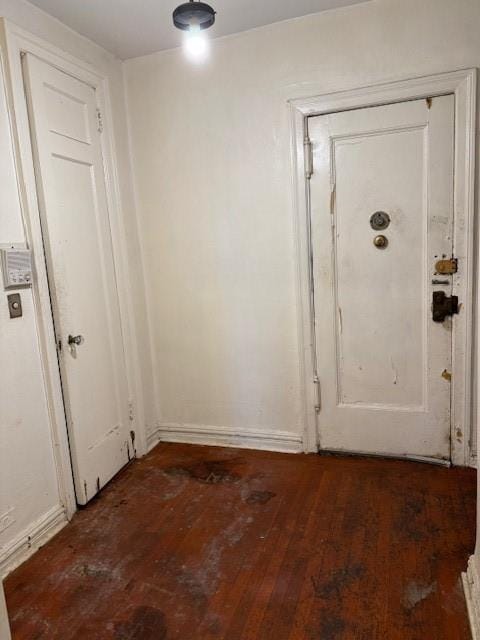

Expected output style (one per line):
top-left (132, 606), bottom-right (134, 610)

top-left (173, 1), bottom-right (216, 62)
top-left (172, 1), bottom-right (216, 32)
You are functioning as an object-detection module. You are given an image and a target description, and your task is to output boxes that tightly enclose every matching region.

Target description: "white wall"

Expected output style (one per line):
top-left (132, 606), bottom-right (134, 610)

top-left (0, 49), bottom-right (61, 571)
top-left (124, 0), bottom-right (480, 450)
top-left (0, 0), bottom-right (154, 575)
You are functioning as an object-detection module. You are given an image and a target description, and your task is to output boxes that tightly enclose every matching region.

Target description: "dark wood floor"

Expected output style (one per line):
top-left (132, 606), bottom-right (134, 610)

top-left (5, 443), bottom-right (476, 639)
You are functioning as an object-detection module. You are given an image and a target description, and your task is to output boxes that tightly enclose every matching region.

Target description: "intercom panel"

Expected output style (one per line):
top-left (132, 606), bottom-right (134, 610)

top-left (1, 248), bottom-right (33, 288)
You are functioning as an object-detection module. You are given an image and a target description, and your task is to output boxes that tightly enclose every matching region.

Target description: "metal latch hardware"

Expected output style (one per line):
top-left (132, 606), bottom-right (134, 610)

top-left (432, 291), bottom-right (459, 322)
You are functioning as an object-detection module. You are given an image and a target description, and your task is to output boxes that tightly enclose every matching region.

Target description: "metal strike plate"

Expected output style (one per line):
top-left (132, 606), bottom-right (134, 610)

top-left (7, 293), bottom-right (22, 318)
top-left (435, 258), bottom-right (457, 275)
top-left (432, 291), bottom-right (458, 322)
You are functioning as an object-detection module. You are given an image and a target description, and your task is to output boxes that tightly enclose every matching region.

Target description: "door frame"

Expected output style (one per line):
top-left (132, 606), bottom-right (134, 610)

top-left (0, 19), bottom-right (148, 517)
top-left (289, 69), bottom-right (477, 467)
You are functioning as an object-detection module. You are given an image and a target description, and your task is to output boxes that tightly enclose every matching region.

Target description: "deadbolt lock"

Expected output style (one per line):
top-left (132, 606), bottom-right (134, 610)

top-left (432, 291), bottom-right (459, 322)
top-left (68, 334), bottom-right (84, 346)
top-left (435, 258), bottom-right (458, 275)
top-left (370, 211), bottom-right (391, 231)
top-left (373, 235), bottom-right (388, 249)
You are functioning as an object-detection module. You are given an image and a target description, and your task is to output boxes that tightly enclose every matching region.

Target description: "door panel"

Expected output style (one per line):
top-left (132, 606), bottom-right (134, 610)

top-left (309, 96), bottom-right (455, 460)
top-left (23, 54), bottom-right (131, 503)
top-left (335, 126), bottom-right (426, 410)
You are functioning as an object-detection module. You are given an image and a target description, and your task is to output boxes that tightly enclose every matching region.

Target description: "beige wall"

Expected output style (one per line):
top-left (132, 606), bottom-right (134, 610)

top-left (0, 0), bottom-right (154, 574)
top-left (124, 0), bottom-right (480, 453)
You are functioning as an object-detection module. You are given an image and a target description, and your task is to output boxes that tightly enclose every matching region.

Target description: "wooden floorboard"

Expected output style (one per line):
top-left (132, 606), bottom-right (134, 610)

top-left (4, 443), bottom-right (476, 639)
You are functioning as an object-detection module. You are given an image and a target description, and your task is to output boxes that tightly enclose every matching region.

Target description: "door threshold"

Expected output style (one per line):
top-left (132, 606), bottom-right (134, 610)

top-left (317, 448), bottom-right (451, 468)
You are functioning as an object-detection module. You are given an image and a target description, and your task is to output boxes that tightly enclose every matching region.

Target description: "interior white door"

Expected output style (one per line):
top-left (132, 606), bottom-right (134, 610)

top-left (23, 54), bottom-right (132, 503)
top-left (309, 95), bottom-right (455, 461)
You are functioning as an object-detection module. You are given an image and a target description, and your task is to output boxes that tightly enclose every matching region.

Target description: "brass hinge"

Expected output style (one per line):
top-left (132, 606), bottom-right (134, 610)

top-left (304, 137), bottom-right (313, 179)
top-left (96, 108), bottom-right (103, 133)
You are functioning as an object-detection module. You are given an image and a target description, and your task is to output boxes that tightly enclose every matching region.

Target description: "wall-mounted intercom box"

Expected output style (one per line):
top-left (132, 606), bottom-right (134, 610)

top-left (1, 248), bottom-right (33, 288)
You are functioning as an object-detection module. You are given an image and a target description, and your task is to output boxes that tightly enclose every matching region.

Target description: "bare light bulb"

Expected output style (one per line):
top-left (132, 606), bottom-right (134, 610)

top-left (184, 24), bottom-right (209, 61)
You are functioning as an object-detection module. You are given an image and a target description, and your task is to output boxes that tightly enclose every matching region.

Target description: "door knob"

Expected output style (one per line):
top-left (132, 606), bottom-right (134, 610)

top-left (373, 235), bottom-right (388, 249)
top-left (68, 334), bottom-right (84, 346)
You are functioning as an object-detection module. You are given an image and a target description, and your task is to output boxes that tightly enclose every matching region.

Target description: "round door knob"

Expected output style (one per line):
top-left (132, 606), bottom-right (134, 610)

top-left (373, 235), bottom-right (388, 249)
top-left (68, 334), bottom-right (84, 346)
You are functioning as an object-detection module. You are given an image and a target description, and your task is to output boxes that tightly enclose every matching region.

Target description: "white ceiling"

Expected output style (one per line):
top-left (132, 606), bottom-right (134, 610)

top-left (27, 0), bottom-right (370, 60)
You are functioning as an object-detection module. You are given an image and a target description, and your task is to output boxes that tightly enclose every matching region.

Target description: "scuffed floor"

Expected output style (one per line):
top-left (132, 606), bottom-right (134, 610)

top-left (5, 443), bottom-right (476, 639)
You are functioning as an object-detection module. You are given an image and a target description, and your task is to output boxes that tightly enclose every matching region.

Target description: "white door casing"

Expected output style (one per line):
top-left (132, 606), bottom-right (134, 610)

top-left (308, 96), bottom-right (455, 460)
top-left (0, 582), bottom-right (11, 640)
top-left (23, 53), bottom-right (132, 504)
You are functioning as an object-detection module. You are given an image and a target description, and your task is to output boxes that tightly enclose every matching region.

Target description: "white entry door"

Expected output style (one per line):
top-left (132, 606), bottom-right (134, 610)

top-left (23, 54), bottom-right (132, 504)
top-left (309, 95), bottom-right (455, 461)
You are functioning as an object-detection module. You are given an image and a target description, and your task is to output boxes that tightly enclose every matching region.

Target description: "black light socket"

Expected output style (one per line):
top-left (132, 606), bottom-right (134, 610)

top-left (173, 1), bottom-right (216, 31)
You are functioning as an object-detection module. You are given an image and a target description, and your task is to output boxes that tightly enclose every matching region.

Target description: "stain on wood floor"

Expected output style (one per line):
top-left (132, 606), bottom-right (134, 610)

top-left (4, 443), bottom-right (476, 639)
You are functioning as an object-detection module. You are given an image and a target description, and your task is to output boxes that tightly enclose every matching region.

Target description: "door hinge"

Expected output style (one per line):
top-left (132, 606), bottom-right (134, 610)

top-left (56, 338), bottom-right (62, 352)
top-left (304, 136), bottom-right (313, 179)
top-left (330, 182), bottom-right (336, 224)
top-left (128, 401), bottom-right (134, 422)
top-left (96, 108), bottom-right (103, 133)
top-left (313, 375), bottom-right (321, 414)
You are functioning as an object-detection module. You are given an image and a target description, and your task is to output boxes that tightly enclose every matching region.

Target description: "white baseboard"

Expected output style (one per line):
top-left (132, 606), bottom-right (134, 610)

top-left (463, 555), bottom-right (480, 640)
top-left (148, 423), bottom-right (304, 454)
top-left (147, 427), bottom-right (161, 452)
top-left (0, 505), bottom-right (67, 579)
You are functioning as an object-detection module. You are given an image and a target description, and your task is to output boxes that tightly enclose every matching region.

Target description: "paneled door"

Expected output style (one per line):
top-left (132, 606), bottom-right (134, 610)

top-left (309, 96), bottom-right (455, 460)
top-left (23, 54), bottom-right (132, 503)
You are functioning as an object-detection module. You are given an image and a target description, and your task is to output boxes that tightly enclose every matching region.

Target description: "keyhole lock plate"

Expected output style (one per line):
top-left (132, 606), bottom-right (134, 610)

top-left (370, 211), bottom-right (391, 231)
top-left (373, 235), bottom-right (388, 249)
